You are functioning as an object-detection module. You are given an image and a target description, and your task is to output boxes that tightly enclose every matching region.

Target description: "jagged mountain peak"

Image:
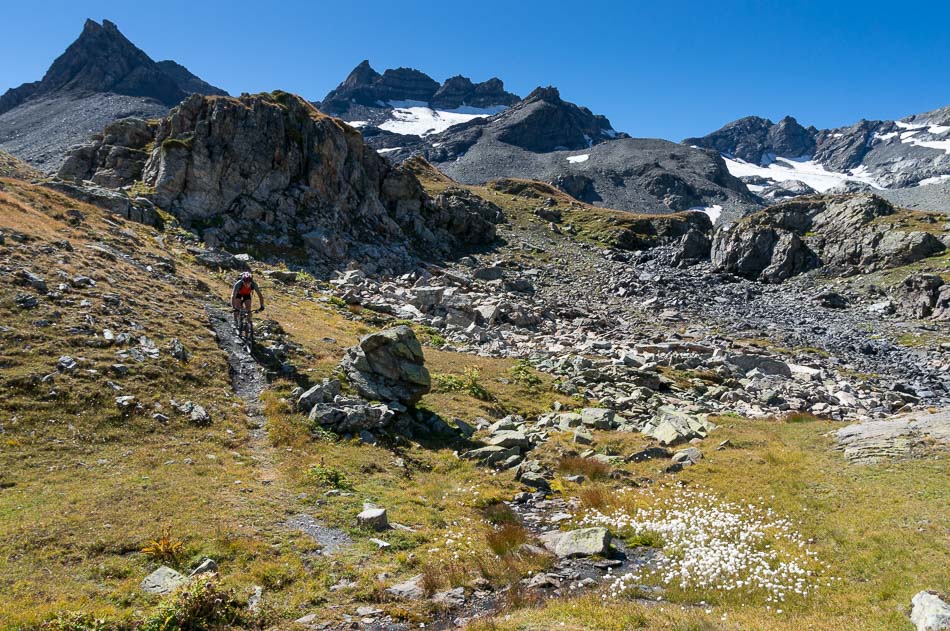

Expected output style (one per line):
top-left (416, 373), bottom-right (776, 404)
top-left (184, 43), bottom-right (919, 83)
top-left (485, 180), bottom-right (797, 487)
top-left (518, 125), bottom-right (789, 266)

top-left (0, 18), bottom-right (228, 117)
top-left (319, 61), bottom-right (519, 115)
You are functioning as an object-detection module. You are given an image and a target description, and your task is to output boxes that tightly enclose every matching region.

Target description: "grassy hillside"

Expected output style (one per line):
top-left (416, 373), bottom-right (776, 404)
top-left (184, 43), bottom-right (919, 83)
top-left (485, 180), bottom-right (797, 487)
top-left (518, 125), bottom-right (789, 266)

top-left (0, 175), bottom-right (946, 630)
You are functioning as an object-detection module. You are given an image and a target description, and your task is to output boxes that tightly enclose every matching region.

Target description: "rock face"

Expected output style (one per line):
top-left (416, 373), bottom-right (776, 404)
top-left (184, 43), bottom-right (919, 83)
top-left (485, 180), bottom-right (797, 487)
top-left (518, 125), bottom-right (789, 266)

top-left (684, 116), bottom-right (817, 165)
top-left (836, 409), bottom-right (950, 464)
top-left (340, 326), bottom-right (431, 406)
top-left (57, 93), bottom-right (500, 272)
top-left (0, 19), bottom-right (226, 171)
top-left (318, 60), bottom-right (519, 116)
top-left (711, 194), bottom-right (946, 282)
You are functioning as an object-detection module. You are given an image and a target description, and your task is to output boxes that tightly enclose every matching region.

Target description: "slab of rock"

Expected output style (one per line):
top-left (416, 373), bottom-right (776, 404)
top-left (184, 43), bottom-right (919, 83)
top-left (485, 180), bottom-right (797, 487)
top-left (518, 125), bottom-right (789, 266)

top-left (486, 430), bottom-right (528, 449)
top-left (911, 591), bottom-right (950, 631)
top-left (339, 325), bottom-right (431, 406)
top-left (296, 379), bottom-right (341, 412)
top-left (460, 445), bottom-right (520, 466)
top-left (672, 447), bottom-right (703, 466)
top-left (542, 527), bottom-right (611, 558)
top-left (141, 565), bottom-right (186, 595)
top-left (581, 407), bottom-right (615, 429)
top-left (836, 409), bottom-right (950, 464)
top-left (386, 574), bottom-right (425, 600)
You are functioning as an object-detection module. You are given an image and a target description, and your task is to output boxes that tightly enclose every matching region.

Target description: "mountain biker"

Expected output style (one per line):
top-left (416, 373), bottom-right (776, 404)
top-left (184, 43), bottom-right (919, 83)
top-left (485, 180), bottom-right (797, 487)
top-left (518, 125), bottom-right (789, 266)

top-left (231, 271), bottom-right (264, 328)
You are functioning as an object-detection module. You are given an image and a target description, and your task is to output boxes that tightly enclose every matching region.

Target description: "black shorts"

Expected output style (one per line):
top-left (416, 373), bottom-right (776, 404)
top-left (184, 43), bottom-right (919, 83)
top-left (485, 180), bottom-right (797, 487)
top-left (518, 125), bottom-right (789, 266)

top-left (235, 295), bottom-right (252, 305)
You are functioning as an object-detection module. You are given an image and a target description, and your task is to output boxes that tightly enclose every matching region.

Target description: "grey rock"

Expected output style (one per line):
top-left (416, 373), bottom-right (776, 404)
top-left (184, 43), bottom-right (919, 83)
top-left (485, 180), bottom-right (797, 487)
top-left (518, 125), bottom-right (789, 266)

top-left (836, 409), bottom-right (950, 463)
top-left (141, 565), bottom-right (186, 595)
top-left (339, 326), bottom-right (430, 406)
top-left (911, 591), bottom-right (950, 631)
top-left (545, 527), bottom-right (611, 558)
top-left (357, 507), bottom-right (389, 531)
top-left (386, 574), bottom-right (425, 600)
top-left (189, 557), bottom-right (218, 576)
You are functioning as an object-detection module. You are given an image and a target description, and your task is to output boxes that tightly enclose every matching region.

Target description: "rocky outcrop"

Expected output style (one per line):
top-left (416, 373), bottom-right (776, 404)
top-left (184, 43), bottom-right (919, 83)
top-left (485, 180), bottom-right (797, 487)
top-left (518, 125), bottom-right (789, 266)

top-left (427, 86), bottom-right (621, 158)
top-left (431, 76), bottom-right (519, 110)
top-left (684, 115), bottom-right (816, 164)
top-left (58, 117), bottom-right (155, 186)
top-left (56, 93), bottom-right (500, 273)
top-left (899, 274), bottom-right (950, 320)
top-left (339, 326), bottom-right (431, 406)
top-left (711, 194), bottom-right (946, 282)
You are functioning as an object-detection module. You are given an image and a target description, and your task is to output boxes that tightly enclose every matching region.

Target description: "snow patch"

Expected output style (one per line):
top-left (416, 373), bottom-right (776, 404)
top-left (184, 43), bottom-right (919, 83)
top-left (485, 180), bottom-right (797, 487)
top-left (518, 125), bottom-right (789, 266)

top-left (723, 156), bottom-right (882, 192)
top-left (378, 102), bottom-right (505, 137)
top-left (347, 120), bottom-right (368, 128)
top-left (690, 204), bottom-right (723, 223)
top-left (917, 174), bottom-right (950, 186)
top-left (377, 147), bottom-right (402, 154)
top-left (874, 131), bottom-right (898, 141)
top-left (567, 154), bottom-right (590, 164)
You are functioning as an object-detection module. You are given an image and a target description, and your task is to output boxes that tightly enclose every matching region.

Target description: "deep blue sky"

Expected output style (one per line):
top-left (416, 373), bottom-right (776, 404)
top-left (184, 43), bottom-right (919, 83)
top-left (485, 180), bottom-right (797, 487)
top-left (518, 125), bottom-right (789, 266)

top-left (3, 0), bottom-right (948, 140)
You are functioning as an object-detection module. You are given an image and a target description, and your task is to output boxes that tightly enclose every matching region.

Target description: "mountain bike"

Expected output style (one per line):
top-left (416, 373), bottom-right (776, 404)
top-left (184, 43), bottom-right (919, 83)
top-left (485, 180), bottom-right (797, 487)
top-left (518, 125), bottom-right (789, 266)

top-left (234, 306), bottom-right (263, 350)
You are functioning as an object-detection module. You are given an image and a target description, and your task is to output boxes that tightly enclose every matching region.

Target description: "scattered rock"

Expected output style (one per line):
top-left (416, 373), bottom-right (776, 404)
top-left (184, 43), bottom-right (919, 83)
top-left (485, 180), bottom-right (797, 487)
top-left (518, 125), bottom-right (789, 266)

top-left (911, 591), bottom-right (950, 631)
top-left (141, 566), bottom-right (186, 595)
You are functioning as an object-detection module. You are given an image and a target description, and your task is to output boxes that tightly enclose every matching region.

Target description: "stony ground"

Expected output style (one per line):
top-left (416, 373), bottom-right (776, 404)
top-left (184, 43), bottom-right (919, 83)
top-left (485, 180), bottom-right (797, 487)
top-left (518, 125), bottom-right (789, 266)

top-left (0, 174), bottom-right (948, 630)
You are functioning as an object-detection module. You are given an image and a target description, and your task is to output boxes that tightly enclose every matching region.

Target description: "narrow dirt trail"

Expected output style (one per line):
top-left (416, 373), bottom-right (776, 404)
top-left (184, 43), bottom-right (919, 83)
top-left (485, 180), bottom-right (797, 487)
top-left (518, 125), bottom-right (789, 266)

top-left (206, 305), bottom-right (279, 486)
top-left (206, 304), bottom-right (352, 554)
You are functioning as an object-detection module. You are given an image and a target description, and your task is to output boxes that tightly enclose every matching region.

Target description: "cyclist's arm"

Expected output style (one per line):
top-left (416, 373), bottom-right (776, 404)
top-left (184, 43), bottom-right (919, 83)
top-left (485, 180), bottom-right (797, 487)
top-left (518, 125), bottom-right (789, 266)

top-left (255, 285), bottom-right (265, 309)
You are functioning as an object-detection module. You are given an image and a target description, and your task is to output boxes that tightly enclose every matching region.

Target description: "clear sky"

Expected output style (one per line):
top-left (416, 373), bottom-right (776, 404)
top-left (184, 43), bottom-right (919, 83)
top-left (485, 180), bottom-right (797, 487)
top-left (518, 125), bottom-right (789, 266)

top-left (3, 0), bottom-right (948, 140)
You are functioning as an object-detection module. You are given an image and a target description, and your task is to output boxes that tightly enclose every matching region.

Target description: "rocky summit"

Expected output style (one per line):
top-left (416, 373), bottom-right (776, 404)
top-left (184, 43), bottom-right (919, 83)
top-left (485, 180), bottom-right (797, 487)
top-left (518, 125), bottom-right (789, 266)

top-left (0, 14), bottom-right (948, 631)
top-left (0, 19), bottom-right (225, 171)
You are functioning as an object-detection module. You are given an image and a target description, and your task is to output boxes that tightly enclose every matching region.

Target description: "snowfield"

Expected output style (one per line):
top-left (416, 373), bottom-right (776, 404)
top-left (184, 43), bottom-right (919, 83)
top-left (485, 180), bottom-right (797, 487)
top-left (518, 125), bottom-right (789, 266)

top-left (723, 156), bottom-right (882, 192)
top-left (378, 101), bottom-right (506, 137)
top-left (566, 154), bottom-right (590, 164)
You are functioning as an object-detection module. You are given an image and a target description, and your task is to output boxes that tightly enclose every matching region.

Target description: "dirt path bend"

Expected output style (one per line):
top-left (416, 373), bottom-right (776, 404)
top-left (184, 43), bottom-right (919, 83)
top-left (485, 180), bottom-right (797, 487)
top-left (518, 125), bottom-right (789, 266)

top-left (206, 304), bottom-right (351, 549)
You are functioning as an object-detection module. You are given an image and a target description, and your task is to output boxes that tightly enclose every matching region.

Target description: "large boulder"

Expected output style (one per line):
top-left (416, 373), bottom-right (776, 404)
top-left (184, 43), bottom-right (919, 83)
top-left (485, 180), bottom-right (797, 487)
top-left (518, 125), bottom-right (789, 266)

top-left (340, 326), bottom-right (431, 406)
top-left (712, 194), bottom-right (946, 282)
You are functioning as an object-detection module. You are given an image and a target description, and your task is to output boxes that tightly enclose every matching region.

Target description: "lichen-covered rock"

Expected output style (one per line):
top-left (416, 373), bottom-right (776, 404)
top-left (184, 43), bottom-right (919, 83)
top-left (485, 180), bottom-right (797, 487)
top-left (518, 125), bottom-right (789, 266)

top-left (340, 325), bottom-right (431, 406)
top-left (712, 194), bottom-right (946, 282)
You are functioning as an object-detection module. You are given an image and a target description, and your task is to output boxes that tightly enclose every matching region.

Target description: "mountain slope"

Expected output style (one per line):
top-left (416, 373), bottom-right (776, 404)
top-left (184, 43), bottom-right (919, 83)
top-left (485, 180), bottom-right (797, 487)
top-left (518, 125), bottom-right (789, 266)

top-left (686, 108), bottom-right (950, 209)
top-left (0, 19), bottom-right (226, 172)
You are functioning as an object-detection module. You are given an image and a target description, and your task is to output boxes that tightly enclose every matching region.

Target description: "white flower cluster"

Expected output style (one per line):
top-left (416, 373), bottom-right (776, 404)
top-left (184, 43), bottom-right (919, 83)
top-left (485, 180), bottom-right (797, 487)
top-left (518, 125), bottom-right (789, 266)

top-left (581, 488), bottom-right (832, 603)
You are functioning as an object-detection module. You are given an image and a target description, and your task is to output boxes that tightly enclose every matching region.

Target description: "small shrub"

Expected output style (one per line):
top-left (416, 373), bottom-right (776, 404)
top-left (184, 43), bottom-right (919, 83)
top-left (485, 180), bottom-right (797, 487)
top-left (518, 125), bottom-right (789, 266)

top-left (252, 560), bottom-right (298, 590)
top-left (482, 502), bottom-right (519, 526)
top-left (508, 359), bottom-right (543, 392)
top-left (625, 530), bottom-right (664, 548)
top-left (141, 527), bottom-right (184, 565)
top-left (557, 456), bottom-right (611, 481)
top-left (783, 411), bottom-right (823, 423)
top-left (140, 575), bottom-right (244, 631)
top-left (327, 296), bottom-right (347, 308)
top-left (486, 522), bottom-right (528, 556)
top-left (433, 368), bottom-right (494, 401)
top-left (307, 463), bottom-right (351, 490)
top-left (41, 613), bottom-right (114, 631)
top-left (577, 485), bottom-right (610, 511)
